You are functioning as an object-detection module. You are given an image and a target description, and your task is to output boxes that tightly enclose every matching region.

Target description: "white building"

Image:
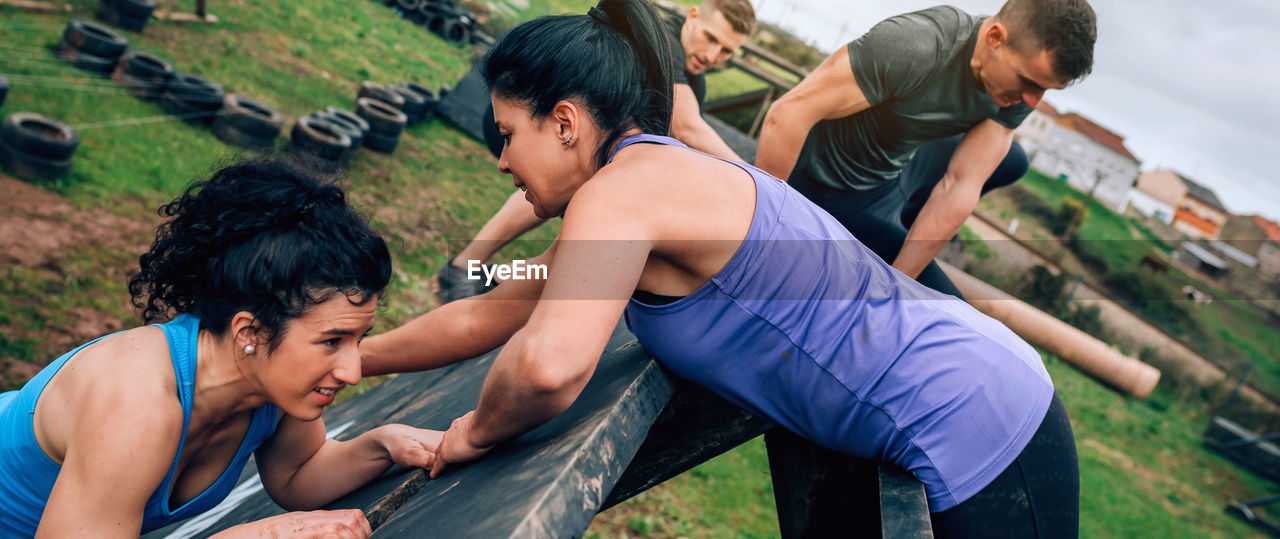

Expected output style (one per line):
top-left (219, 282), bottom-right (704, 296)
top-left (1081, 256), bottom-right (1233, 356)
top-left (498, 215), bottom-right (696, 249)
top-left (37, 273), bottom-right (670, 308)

top-left (1026, 112), bottom-right (1140, 213)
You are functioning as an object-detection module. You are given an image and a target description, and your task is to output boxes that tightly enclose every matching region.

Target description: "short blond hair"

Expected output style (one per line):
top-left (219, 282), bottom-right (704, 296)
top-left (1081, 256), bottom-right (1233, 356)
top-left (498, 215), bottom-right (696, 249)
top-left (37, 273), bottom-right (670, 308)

top-left (702, 0), bottom-right (756, 35)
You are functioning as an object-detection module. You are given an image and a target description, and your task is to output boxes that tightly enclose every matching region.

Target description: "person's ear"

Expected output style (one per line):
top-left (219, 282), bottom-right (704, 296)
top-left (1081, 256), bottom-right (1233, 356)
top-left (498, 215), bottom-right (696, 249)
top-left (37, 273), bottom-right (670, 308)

top-left (552, 101), bottom-right (578, 147)
top-left (230, 311), bottom-right (262, 357)
top-left (986, 21), bottom-right (1009, 50)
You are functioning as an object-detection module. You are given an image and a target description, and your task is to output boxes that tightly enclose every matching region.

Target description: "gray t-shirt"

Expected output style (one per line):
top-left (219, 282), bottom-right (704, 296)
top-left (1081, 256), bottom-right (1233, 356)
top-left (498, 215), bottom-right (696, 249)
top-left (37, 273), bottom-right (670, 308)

top-left (792, 6), bottom-right (1031, 190)
top-left (665, 15), bottom-right (707, 106)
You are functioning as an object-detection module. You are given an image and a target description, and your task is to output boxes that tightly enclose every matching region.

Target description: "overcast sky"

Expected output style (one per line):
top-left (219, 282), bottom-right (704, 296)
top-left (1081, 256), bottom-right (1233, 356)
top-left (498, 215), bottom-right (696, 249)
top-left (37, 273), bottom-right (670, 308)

top-left (752, 0), bottom-right (1280, 219)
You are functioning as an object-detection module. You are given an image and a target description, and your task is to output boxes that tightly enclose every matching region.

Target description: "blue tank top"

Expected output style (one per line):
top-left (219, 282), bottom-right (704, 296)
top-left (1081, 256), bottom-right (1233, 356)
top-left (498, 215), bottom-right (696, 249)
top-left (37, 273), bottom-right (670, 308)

top-left (616, 134), bottom-right (1054, 512)
top-left (0, 314), bottom-right (280, 536)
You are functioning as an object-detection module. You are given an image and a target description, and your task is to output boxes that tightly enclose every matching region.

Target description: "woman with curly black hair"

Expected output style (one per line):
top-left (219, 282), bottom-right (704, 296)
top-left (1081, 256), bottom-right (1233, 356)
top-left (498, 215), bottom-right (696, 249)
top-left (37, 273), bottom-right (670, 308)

top-left (0, 156), bottom-right (441, 537)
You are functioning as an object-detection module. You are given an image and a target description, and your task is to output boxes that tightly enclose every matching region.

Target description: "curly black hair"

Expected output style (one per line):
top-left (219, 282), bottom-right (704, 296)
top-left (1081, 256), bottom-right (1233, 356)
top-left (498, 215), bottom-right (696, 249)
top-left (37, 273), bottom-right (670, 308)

top-left (128, 155), bottom-right (392, 350)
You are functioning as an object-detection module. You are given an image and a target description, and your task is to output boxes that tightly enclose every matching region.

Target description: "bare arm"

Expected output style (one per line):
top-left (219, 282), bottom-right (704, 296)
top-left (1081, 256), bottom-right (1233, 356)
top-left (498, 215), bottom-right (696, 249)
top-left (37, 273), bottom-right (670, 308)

top-left (360, 244), bottom-right (557, 376)
top-left (430, 175), bottom-right (654, 477)
top-left (670, 83), bottom-right (742, 161)
top-left (893, 119), bottom-right (1016, 278)
top-left (37, 380), bottom-right (182, 538)
top-left (755, 46), bottom-right (872, 181)
top-left (255, 415), bottom-right (442, 511)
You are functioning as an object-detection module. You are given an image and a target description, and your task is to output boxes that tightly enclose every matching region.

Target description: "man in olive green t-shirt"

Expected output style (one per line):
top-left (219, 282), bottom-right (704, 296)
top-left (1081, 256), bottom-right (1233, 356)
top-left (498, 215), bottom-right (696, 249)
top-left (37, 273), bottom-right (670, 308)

top-left (757, 0), bottom-right (1096, 298)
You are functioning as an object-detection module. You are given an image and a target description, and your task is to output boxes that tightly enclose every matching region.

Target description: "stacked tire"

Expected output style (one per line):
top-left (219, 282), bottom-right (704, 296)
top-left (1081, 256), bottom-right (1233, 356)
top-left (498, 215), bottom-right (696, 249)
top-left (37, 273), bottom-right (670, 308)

top-left (113, 50), bottom-right (174, 100)
top-left (288, 116), bottom-right (351, 171)
top-left (0, 75), bottom-right (8, 109)
top-left (57, 19), bottom-right (128, 75)
top-left (354, 97), bottom-right (406, 154)
top-left (298, 107), bottom-right (368, 166)
top-left (212, 94), bottom-right (284, 149)
top-left (160, 73), bottom-right (225, 124)
top-left (0, 113), bottom-right (79, 181)
top-left (96, 0), bottom-right (157, 33)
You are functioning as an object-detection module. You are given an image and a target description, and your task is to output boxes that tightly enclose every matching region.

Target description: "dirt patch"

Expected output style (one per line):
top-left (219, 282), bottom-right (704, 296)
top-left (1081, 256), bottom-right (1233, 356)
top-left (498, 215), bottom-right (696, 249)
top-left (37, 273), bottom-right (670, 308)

top-left (0, 174), bottom-right (155, 269)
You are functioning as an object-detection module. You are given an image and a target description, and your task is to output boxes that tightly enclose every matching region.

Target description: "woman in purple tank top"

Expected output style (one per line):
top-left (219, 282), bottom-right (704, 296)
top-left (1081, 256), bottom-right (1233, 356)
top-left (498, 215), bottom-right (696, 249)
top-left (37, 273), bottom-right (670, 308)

top-left (363, 0), bottom-right (1078, 536)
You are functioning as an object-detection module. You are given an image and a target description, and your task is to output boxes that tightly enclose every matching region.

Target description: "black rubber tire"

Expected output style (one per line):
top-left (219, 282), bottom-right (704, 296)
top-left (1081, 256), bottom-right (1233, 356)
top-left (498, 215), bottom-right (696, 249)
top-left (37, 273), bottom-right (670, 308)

top-left (62, 19), bottom-right (127, 59)
top-left (115, 0), bottom-right (157, 19)
top-left (400, 81), bottom-right (439, 123)
top-left (94, 0), bottom-right (118, 26)
top-left (356, 81), bottom-right (405, 110)
top-left (362, 129), bottom-right (400, 153)
top-left (220, 94), bottom-right (285, 138)
top-left (414, 4), bottom-right (439, 25)
top-left (354, 97), bottom-right (407, 137)
top-left (396, 0), bottom-right (423, 11)
top-left (323, 107), bottom-right (369, 135)
top-left (57, 39), bottom-right (118, 74)
top-left (115, 13), bottom-right (149, 33)
top-left (118, 50), bottom-right (174, 80)
top-left (160, 91), bottom-right (221, 123)
top-left (390, 85), bottom-right (427, 125)
top-left (0, 139), bottom-right (73, 181)
top-left (1, 112), bottom-right (81, 161)
top-left (212, 119), bottom-right (276, 149)
top-left (290, 116), bottom-right (351, 162)
top-left (426, 12), bottom-right (449, 36)
top-left (112, 70), bottom-right (155, 99)
top-left (313, 112), bottom-right (363, 161)
top-left (441, 17), bottom-right (470, 45)
top-left (0, 75), bottom-right (8, 109)
top-left (164, 73), bottom-right (225, 111)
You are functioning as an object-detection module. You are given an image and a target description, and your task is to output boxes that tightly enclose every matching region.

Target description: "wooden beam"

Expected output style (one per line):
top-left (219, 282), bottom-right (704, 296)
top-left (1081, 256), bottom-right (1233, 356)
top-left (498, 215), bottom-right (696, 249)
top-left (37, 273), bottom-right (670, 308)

top-left (601, 378), bottom-right (774, 510)
top-left (0, 0), bottom-right (68, 13)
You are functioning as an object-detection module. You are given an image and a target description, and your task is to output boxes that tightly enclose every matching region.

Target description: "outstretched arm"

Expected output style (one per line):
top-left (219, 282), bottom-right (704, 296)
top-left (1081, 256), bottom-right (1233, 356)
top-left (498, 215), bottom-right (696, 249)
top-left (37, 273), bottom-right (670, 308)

top-left (360, 244), bottom-right (556, 376)
top-left (893, 119), bottom-right (1015, 278)
top-left (755, 46), bottom-right (872, 181)
top-left (429, 174), bottom-right (654, 477)
top-left (255, 414), bottom-right (443, 511)
top-left (670, 83), bottom-right (742, 161)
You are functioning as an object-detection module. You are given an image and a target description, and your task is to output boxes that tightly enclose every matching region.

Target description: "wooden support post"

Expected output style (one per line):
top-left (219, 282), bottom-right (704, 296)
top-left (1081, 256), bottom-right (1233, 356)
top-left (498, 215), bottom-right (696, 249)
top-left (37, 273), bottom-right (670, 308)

top-left (602, 377), bottom-right (774, 509)
top-left (747, 87), bottom-right (776, 139)
top-left (765, 428), bottom-right (934, 538)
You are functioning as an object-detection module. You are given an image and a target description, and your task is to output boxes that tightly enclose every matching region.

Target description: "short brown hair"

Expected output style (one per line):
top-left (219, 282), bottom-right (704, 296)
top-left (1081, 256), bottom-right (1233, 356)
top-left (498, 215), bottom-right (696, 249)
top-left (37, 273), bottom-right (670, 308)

top-left (996, 0), bottom-right (1096, 83)
top-left (702, 0), bottom-right (756, 35)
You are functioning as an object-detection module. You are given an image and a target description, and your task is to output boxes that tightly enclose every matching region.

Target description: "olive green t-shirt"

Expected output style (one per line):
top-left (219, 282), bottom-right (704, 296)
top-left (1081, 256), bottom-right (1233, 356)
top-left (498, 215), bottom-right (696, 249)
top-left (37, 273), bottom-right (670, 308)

top-left (791, 6), bottom-right (1032, 190)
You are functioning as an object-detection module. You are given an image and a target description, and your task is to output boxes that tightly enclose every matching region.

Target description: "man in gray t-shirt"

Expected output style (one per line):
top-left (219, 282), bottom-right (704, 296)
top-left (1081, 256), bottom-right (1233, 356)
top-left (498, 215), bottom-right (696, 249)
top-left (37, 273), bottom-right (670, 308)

top-left (757, 0), bottom-right (1096, 298)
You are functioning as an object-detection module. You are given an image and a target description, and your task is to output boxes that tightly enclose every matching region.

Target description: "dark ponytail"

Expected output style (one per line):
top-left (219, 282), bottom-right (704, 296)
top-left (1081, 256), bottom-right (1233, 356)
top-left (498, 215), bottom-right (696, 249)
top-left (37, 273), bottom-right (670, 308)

top-left (127, 155), bottom-right (392, 349)
top-left (482, 0), bottom-right (675, 169)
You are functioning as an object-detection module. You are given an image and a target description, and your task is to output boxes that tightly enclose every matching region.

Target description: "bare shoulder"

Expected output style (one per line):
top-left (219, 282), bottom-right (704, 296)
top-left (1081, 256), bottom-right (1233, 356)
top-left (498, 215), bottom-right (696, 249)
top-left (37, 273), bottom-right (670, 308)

top-left (35, 325), bottom-right (183, 461)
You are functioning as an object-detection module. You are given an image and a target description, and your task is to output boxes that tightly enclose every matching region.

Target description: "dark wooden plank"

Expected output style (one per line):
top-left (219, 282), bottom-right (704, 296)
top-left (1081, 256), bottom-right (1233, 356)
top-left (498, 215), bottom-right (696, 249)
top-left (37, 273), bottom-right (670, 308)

top-left (601, 377), bottom-right (773, 509)
top-left (372, 334), bottom-right (672, 537)
top-left (765, 428), bottom-right (881, 538)
top-left (435, 64), bottom-right (490, 144)
top-left (877, 462), bottom-right (933, 538)
top-left (148, 323), bottom-right (666, 538)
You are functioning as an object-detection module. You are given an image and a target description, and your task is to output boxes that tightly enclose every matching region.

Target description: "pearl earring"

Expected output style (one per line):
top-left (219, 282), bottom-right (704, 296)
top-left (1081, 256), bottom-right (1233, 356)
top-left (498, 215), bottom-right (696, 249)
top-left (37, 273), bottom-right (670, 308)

top-left (244, 344), bottom-right (255, 355)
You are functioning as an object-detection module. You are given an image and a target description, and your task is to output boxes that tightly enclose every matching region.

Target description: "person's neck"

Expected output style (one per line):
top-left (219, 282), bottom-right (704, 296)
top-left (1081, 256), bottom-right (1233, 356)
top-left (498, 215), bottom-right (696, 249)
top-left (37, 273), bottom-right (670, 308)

top-left (191, 330), bottom-right (269, 426)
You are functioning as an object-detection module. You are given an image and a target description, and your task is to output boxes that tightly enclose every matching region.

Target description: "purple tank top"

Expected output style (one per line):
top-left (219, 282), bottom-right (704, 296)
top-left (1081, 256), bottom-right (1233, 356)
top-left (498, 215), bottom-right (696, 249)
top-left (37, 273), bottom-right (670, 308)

top-left (616, 134), bottom-right (1053, 511)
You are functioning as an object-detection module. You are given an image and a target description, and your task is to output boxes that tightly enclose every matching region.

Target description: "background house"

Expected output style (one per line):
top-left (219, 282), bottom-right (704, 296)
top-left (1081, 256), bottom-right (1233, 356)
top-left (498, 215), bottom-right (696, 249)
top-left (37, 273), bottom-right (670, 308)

top-left (1221, 215), bottom-right (1280, 278)
top-left (1025, 112), bottom-right (1140, 213)
top-left (1128, 169), bottom-right (1184, 224)
top-left (1175, 176), bottom-right (1229, 239)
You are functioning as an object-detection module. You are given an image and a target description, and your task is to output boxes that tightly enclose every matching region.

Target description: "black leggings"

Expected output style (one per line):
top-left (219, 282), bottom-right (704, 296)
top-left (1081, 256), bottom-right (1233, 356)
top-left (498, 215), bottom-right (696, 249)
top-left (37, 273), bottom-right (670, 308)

top-left (931, 392), bottom-right (1080, 538)
top-left (790, 134), bottom-right (1029, 299)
